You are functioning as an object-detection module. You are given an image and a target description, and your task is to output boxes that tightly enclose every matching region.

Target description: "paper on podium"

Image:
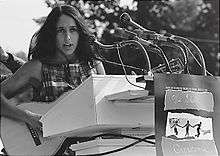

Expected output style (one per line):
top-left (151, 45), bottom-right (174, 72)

top-left (40, 75), bottom-right (154, 138)
top-left (105, 90), bottom-right (149, 101)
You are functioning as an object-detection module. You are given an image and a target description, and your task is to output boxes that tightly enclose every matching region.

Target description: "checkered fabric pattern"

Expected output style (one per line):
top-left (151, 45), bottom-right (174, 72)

top-left (33, 62), bottom-right (95, 102)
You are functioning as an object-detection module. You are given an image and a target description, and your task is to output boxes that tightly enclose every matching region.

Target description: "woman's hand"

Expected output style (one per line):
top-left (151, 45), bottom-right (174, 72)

top-left (25, 110), bottom-right (43, 133)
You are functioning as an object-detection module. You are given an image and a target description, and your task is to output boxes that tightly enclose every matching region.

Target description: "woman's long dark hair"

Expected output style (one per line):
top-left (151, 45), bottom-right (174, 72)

top-left (29, 5), bottom-right (97, 64)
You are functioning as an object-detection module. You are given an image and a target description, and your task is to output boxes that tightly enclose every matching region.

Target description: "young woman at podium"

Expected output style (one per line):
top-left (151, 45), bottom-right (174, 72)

top-left (1, 4), bottom-right (105, 155)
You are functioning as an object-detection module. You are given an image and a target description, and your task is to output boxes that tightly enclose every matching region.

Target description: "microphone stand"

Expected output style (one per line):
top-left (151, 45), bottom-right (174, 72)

top-left (131, 30), bottom-right (188, 74)
top-left (94, 39), bottom-right (152, 75)
top-left (132, 36), bottom-right (172, 74)
top-left (173, 35), bottom-right (207, 76)
top-left (132, 37), bottom-right (172, 93)
top-left (155, 40), bottom-right (189, 74)
top-left (93, 38), bottom-right (155, 91)
top-left (118, 39), bottom-right (155, 91)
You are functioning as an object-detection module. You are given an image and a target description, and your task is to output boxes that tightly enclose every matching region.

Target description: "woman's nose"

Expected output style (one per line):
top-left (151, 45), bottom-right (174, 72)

top-left (64, 32), bottom-right (71, 41)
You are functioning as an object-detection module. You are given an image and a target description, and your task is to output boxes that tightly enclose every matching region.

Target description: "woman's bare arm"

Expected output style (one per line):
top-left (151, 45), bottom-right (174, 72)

top-left (1, 60), bottom-right (41, 100)
top-left (1, 94), bottom-right (42, 130)
top-left (1, 60), bottom-right (42, 130)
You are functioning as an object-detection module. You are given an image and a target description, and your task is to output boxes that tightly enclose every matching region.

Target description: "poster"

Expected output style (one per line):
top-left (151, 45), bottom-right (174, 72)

top-left (155, 73), bottom-right (220, 156)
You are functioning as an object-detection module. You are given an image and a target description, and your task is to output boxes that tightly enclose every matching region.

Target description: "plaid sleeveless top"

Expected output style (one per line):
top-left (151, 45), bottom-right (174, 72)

top-left (33, 62), bottom-right (95, 102)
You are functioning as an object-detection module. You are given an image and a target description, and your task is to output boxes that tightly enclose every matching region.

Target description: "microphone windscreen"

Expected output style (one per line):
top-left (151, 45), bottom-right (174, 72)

top-left (120, 13), bottom-right (131, 26)
top-left (114, 27), bottom-right (130, 39)
top-left (88, 35), bottom-right (96, 44)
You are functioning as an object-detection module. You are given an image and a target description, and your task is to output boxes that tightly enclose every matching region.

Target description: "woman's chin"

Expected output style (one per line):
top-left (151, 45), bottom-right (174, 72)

top-left (62, 49), bottom-right (75, 56)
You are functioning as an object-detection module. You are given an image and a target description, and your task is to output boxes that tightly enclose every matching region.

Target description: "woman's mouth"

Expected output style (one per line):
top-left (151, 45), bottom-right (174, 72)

top-left (63, 43), bottom-right (73, 48)
top-left (63, 43), bottom-right (74, 51)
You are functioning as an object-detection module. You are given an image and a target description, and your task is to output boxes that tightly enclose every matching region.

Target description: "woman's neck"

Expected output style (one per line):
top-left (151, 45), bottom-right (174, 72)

top-left (46, 51), bottom-right (78, 64)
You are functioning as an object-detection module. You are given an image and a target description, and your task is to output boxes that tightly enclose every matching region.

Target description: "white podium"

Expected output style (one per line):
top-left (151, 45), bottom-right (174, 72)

top-left (40, 75), bottom-right (155, 155)
top-left (70, 138), bottom-right (156, 156)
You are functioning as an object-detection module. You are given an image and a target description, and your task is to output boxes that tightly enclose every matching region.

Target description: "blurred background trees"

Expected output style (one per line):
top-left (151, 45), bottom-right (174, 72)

top-left (29, 0), bottom-right (220, 76)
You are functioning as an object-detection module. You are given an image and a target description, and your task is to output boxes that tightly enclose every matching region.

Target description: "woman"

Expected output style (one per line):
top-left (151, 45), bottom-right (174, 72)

top-left (1, 5), bottom-right (105, 155)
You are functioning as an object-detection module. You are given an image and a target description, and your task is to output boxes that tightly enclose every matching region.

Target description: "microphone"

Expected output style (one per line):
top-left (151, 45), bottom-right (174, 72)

top-left (120, 13), bottom-right (155, 33)
top-left (88, 35), bottom-right (98, 44)
top-left (88, 35), bottom-right (122, 49)
top-left (119, 13), bottom-right (177, 43)
top-left (136, 37), bottom-right (157, 47)
top-left (133, 29), bottom-right (177, 43)
top-left (114, 27), bottom-right (157, 47)
top-left (114, 27), bottom-right (136, 39)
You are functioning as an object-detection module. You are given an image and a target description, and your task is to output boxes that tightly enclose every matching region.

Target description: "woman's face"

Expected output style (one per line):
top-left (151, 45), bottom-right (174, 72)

top-left (56, 14), bottom-right (79, 56)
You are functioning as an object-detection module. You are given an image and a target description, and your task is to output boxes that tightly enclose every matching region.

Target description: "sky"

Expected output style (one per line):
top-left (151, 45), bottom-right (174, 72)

top-left (0, 0), bottom-right (51, 55)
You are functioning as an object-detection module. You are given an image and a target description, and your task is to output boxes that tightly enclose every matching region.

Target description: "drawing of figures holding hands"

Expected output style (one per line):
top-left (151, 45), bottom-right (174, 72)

top-left (182, 120), bottom-right (193, 137)
top-left (166, 113), bottom-right (213, 141)
top-left (170, 119), bottom-right (182, 135)
top-left (193, 122), bottom-right (202, 138)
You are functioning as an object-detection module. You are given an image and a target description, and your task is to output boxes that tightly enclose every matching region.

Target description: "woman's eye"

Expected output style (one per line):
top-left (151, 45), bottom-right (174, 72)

top-left (57, 29), bottom-right (65, 33)
top-left (70, 27), bottom-right (78, 32)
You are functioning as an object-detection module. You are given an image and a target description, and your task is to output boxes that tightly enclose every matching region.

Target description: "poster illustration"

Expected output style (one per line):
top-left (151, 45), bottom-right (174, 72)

top-left (166, 112), bottom-right (213, 140)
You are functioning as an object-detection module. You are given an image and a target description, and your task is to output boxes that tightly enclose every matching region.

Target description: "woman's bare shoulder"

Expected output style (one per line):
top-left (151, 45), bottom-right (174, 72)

top-left (1, 60), bottom-right (42, 98)
top-left (18, 60), bottom-right (42, 77)
top-left (2, 60), bottom-right (42, 86)
top-left (23, 59), bottom-right (42, 70)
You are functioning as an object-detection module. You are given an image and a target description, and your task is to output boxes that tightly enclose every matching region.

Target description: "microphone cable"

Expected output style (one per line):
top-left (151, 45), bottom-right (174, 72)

top-left (95, 57), bottom-right (148, 74)
top-left (124, 28), bottom-right (188, 74)
top-left (176, 39), bottom-right (213, 76)
top-left (119, 12), bottom-right (190, 74)
top-left (113, 27), bottom-right (176, 73)
top-left (125, 40), bottom-right (152, 73)
top-left (77, 133), bottom-right (155, 156)
top-left (88, 133), bottom-right (155, 144)
top-left (91, 40), bottom-right (149, 75)
top-left (116, 46), bottom-right (146, 90)
top-left (91, 42), bottom-right (148, 90)
top-left (91, 38), bottom-right (152, 76)
top-left (173, 35), bottom-right (207, 76)
top-left (154, 40), bottom-right (189, 74)
top-left (172, 40), bottom-right (190, 74)
top-left (189, 51), bottom-right (213, 76)
top-left (151, 44), bottom-right (172, 73)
